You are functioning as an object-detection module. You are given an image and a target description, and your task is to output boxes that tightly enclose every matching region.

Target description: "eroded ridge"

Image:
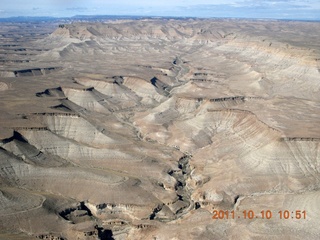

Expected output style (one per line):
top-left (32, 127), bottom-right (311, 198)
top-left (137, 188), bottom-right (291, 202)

top-left (0, 18), bottom-right (320, 240)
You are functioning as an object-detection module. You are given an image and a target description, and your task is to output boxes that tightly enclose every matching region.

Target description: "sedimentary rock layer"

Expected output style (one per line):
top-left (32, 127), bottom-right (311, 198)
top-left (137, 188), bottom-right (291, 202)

top-left (0, 18), bottom-right (319, 239)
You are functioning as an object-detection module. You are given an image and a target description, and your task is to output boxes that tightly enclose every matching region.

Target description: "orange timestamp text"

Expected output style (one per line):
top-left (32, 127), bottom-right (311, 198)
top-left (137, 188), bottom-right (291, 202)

top-left (212, 210), bottom-right (306, 220)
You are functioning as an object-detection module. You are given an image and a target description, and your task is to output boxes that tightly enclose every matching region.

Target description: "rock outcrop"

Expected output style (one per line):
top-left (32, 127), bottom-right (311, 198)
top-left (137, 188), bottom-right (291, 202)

top-left (1, 18), bottom-right (320, 239)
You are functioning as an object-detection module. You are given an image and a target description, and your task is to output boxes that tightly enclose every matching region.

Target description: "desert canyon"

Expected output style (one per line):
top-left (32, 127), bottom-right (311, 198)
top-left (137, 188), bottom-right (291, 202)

top-left (0, 18), bottom-right (320, 239)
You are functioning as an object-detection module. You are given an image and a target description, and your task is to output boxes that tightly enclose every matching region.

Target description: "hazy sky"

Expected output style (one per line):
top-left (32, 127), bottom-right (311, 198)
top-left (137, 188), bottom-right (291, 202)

top-left (0, 0), bottom-right (319, 20)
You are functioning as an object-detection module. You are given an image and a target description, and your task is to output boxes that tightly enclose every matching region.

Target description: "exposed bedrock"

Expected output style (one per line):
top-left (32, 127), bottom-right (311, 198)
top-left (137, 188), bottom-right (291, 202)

top-left (1, 19), bottom-right (320, 239)
top-left (0, 67), bottom-right (62, 77)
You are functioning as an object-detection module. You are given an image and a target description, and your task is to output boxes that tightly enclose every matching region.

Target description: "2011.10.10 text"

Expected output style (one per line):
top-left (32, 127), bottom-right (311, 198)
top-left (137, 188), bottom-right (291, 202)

top-left (212, 210), bottom-right (307, 220)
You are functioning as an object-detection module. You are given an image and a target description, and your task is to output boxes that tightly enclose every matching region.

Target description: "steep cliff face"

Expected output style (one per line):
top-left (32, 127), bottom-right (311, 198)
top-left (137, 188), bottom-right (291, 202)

top-left (1, 18), bottom-right (320, 239)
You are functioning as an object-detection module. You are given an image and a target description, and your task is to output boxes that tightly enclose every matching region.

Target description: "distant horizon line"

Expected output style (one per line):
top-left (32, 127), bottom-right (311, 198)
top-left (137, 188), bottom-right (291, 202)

top-left (0, 14), bottom-right (319, 22)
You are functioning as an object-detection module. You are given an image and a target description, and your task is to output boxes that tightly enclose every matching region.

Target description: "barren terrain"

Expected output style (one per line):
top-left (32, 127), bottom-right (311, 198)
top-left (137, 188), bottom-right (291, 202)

top-left (0, 18), bottom-right (320, 239)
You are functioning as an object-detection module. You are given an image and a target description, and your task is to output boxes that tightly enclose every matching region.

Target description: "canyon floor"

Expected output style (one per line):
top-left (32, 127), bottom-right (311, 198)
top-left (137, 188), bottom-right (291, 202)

top-left (0, 18), bottom-right (320, 240)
